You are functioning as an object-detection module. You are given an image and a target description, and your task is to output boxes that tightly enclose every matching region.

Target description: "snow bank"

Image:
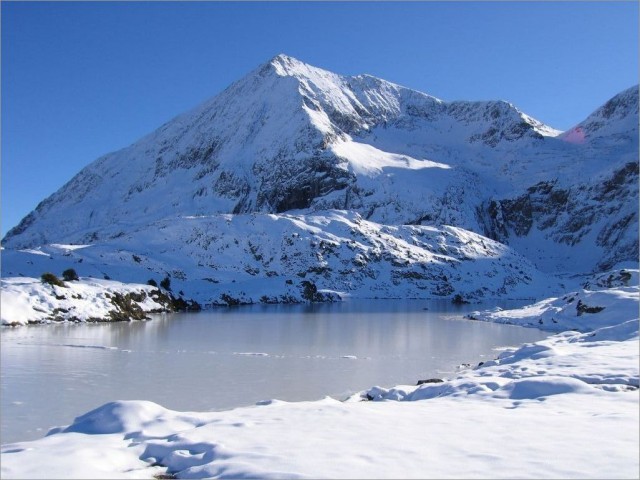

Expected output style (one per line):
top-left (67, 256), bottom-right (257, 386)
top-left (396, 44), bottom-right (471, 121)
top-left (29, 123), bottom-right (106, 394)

top-left (0, 277), bottom-right (177, 325)
top-left (466, 279), bottom-right (638, 333)
top-left (2, 282), bottom-right (638, 479)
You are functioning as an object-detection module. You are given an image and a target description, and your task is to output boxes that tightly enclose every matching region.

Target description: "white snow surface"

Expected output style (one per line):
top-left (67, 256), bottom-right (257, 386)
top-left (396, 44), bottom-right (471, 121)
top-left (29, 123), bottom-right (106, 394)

top-left (0, 277), bottom-right (171, 325)
top-left (2, 281), bottom-right (638, 479)
top-left (1, 210), bottom-right (562, 309)
top-left (331, 139), bottom-right (451, 176)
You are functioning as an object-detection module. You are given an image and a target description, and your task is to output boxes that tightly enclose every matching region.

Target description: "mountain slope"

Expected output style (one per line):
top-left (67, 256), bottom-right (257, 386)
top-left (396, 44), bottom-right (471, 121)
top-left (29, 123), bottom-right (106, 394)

top-left (560, 86), bottom-right (639, 144)
top-left (1, 211), bottom-right (561, 305)
top-left (2, 55), bottom-right (638, 296)
top-left (481, 160), bottom-right (638, 273)
top-left (2, 55), bottom-right (570, 246)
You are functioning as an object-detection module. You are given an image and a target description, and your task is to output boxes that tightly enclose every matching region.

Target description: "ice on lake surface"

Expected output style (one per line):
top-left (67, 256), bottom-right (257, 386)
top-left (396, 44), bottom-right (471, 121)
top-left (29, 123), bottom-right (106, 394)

top-left (1, 299), bottom-right (547, 444)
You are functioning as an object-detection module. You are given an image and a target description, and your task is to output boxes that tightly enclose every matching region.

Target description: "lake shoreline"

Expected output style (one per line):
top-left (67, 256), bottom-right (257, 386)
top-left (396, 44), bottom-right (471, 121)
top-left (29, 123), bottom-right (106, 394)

top-left (0, 274), bottom-right (551, 326)
top-left (1, 270), bottom-right (640, 478)
top-left (1, 278), bottom-right (638, 478)
top-left (1, 297), bottom-right (546, 445)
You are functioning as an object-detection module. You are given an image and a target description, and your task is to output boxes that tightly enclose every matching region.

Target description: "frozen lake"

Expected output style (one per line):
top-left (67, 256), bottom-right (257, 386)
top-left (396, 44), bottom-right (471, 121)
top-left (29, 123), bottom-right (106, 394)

top-left (1, 299), bottom-right (547, 444)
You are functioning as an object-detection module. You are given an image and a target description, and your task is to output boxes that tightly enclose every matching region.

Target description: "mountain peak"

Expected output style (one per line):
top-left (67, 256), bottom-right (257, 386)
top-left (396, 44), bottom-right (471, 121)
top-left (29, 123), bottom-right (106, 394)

top-left (3, 54), bottom-right (634, 277)
top-left (269, 53), bottom-right (302, 67)
top-left (595, 85), bottom-right (638, 120)
top-left (266, 53), bottom-right (322, 78)
top-left (561, 85), bottom-right (639, 143)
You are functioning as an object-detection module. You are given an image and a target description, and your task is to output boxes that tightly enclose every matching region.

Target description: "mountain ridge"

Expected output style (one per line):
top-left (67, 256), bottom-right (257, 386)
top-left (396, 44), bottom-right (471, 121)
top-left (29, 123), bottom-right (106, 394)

top-left (3, 55), bottom-right (638, 303)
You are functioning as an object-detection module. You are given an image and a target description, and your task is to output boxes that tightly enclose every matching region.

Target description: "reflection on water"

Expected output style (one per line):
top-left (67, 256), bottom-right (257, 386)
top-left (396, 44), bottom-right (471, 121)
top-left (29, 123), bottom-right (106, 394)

top-left (1, 299), bottom-right (546, 444)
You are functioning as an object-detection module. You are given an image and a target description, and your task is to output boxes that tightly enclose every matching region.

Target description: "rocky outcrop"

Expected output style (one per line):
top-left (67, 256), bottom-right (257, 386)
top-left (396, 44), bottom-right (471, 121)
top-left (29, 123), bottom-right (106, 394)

top-left (481, 161), bottom-right (639, 272)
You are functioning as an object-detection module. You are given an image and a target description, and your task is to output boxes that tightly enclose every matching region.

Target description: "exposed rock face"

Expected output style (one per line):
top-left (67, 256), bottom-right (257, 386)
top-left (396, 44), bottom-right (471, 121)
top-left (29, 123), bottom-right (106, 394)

top-left (481, 161), bottom-right (639, 272)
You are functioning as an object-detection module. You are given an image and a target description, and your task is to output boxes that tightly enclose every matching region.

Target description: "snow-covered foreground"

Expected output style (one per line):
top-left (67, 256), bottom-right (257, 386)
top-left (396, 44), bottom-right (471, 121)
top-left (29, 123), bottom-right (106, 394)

top-left (2, 280), bottom-right (638, 479)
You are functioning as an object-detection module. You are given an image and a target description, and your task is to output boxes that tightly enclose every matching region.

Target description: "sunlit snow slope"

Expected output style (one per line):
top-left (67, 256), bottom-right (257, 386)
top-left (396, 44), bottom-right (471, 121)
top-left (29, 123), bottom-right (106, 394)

top-left (2, 55), bottom-right (637, 303)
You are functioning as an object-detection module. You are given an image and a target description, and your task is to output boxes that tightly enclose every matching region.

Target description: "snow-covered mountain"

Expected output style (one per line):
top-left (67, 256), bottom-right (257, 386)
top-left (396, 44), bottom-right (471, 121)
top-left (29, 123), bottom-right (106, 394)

top-left (560, 86), bottom-right (639, 144)
top-left (1, 211), bottom-right (561, 307)
top-left (2, 55), bottom-right (638, 305)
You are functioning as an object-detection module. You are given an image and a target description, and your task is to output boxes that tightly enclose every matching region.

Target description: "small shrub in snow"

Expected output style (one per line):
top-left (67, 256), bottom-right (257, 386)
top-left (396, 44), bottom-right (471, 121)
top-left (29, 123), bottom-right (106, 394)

top-left (62, 268), bottom-right (79, 282)
top-left (452, 294), bottom-right (470, 305)
top-left (41, 272), bottom-right (66, 288)
top-left (160, 276), bottom-right (171, 291)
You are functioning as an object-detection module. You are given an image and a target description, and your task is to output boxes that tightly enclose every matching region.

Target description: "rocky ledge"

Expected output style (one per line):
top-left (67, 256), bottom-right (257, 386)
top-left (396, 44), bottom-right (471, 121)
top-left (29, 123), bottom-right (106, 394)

top-left (1, 274), bottom-right (201, 326)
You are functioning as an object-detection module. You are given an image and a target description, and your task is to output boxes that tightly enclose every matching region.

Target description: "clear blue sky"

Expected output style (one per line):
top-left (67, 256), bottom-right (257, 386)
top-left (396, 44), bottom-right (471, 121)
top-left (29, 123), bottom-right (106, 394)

top-left (2, 1), bottom-right (638, 237)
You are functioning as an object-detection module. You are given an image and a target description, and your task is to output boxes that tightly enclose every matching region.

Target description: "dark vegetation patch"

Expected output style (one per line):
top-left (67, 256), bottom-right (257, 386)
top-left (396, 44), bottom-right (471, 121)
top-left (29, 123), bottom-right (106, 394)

top-left (576, 300), bottom-right (605, 316)
top-left (62, 268), bottom-right (79, 282)
top-left (41, 272), bottom-right (66, 288)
